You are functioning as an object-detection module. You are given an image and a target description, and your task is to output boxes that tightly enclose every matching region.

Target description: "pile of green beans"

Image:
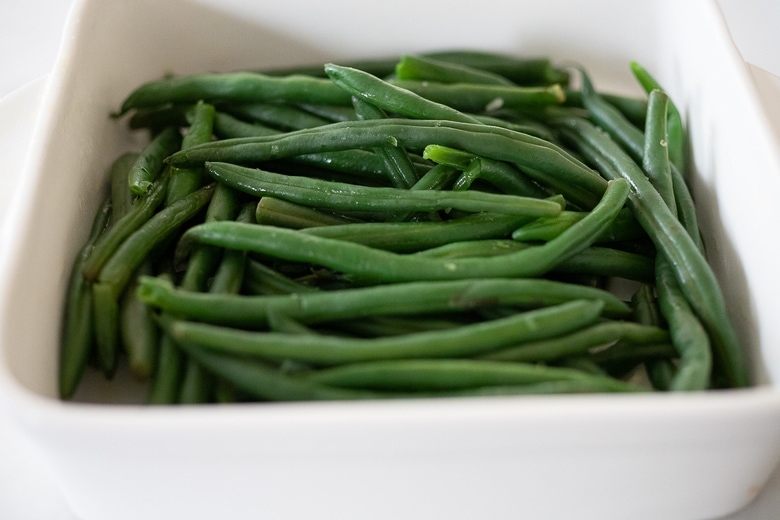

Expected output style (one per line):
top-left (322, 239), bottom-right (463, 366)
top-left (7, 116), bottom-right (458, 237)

top-left (59, 50), bottom-right (749, 404)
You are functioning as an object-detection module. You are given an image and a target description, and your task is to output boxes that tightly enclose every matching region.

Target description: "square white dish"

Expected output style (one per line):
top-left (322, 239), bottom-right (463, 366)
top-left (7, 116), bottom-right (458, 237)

top-left (2, 0), bottom-right (780, 519)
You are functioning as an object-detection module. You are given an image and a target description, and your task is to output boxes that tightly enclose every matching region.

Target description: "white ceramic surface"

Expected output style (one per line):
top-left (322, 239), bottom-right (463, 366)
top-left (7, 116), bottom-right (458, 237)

top-left (2, 1), bottom-right (780, 519)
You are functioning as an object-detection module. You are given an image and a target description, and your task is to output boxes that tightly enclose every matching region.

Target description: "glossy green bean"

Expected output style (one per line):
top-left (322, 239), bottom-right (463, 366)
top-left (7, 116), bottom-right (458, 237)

top-left (302, 211), bottom-right (528, 253)
top-left (255, 196), bottom-right (356, 229)
top-left (226, 102), bottom-right (331, 131)
top-left (119, 72), bottom-right (353, 114)
top-left (128, 126), bottom-right (181, 195)
top-left (511, 208), bottom-right (645, 243)
top-left (552, 115), bottom-right (748, 387)
top-left (81, 173), bottom-right (169, 281)
top-left (574, 73), bottom-right (703, 250)
top-left (213, 111), bottom-right (402, 183)
top-left (352, 97), bottom-right (420, 188)
top-left (395, 54), bottom-right (515, 86)
top-left (642, 90), bottom-right (676, 212)
top-left (325, 63), bottom-right (482, 124)
top-left (92, 184), bottom-right (216, 374)
top-left (165, 101), bottom-right (216, 206)
top-left (137, 276), bottom-right (630, 328)
top-left (161, 299), bottom-right (605, 365)
top-left (418, 50), bottom-right (570, 85)
top-left (205, 161), bottom-right (562, 217)
top-left (656, 256), bottom-right (712, 391)
top-left (181, 178), bottom-right (627, 282)
top-left (168, 118), bottom-right (607, 208)
top-left (413, 240), bottom-right (654, 283)
top-left (630, 61), bottom-right (685, 176)
top-left (389, 79), bottom-right (565, 113)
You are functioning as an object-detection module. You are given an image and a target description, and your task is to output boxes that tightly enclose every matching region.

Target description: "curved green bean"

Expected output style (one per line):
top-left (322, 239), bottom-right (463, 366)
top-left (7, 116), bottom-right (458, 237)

top-left (180, 178), bottom-right (627, 283)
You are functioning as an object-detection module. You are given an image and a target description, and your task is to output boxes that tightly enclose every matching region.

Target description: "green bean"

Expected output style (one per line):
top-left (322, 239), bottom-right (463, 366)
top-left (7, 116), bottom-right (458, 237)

top-left (179, 182), bottom-right (241, 291)
top-left (160, 299), bottom-right (605, 365)
top-left (306, 359), bottom-right (642, 393)
top-left (180, 178), bottom-right (627, 283)
top-left (573, 72), bottom-right (702, 250)
top-left (255, 196), bottom-right (356, 229)
top-left (413, 240), bottom-right (654, 282)
top-left (128, 126), bottom-right (181, 195)
top-left (422, 144), bottom-right (474, 170)
top-left (457, 157), bottom-right (550, 200)
top-left (187, 344), bottom-right (642, 399)
top-left (511, 208), bottom-right (645, 243)
top-left (552, 115), bottom-right (748, 387)
top-left (59, 195), bottom-right (112, 398)
top-left (91, 184), bottom-right (216, 374)
top-left (207, 203), bottom-right (255, 295)
top-left (325, 63), bottom-right (482, 124)
top-left (127, 104), bottom-right (190, 132)
top-left (561, 88), bottom-right (647, 128)
top-left (110, 152), bottom-right (138, 220)
top-left (642, 90), bottom-right (676, 212)
top-left (137, 276), bottom-right (630, 328)
top-left (296, 103), bottom-right (358, 122)
top-left (81, 173), bottom-right (169, 281)
top-left (148, 268), bottom-right (185, 405)
top-left (352, 97), bottom-right (420, 188)
top-left (241, 258), bottom-right (319, 295)
top-left (419, 50), bottom-right (569, 85)
top-left (641, 92), bottom-right (711, 391)
top-left (213, 111), bottom-right (399, 183)
top-left (226, 102), bottom-right (331, 131)
top-left (630, 283), bottom-right (675, 389)
top-left (389, 79), bottom-right (565, 113)
top-left (98, 184), bottom-right (217, 294)
top-left (168, 119), bottom-right (607, 209)
top-left (395, 54), bottom-right (515, 86)
top-left (119, 262), bottom-right (159, 380)
top-left (119, 72), bottom-right (353, 114)
top-left (181, 345), bottom-right (389, 401)
top-left (206, 161), bottom-right (562, 217)
top-left (165, 101), bottom-right (216, 206)
top-left (302, 211), bottom-right (525, 252)
top-left (656, 256), bottom-right (711, 391)
top-left (481, 320), bottom-right (669, 363)
top-left (114, 150), bottom-right (161, 379)
top-left (384, 162), bottom-right (460, 222)
top-left (630, 61), bottom-right (685, 176)
top-left (177, 363), bottom-right (214, 404)
top-left (174, 183), bottom-right (241, 403)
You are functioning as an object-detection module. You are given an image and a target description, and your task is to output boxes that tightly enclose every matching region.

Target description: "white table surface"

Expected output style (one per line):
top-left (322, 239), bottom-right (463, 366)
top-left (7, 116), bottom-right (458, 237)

top-left (1, 1), bottom-right (779, 518)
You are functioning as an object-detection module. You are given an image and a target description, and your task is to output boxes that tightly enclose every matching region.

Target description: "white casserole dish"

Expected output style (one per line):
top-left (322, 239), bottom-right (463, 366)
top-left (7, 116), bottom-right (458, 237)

top-left (1, 0), bottom-right (780, 518)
